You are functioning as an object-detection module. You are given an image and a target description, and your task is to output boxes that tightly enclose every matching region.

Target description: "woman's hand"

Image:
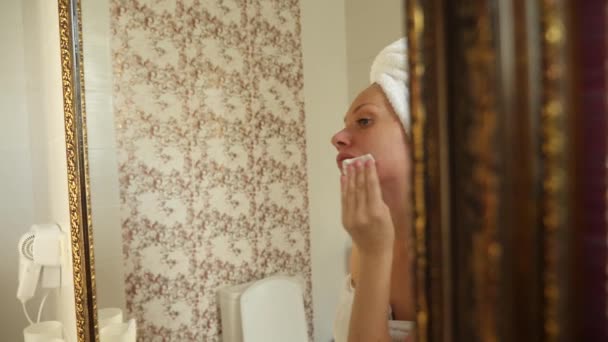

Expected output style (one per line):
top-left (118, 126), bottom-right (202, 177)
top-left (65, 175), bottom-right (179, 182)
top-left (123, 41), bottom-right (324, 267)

top-left (341, 158), bottom-right (395, 342)
top-left (341, 158), bottom-right (395, 258)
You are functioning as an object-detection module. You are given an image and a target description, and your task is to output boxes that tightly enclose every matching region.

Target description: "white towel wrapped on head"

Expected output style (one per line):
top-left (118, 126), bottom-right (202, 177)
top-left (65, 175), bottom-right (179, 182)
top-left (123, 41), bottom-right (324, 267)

top-left (370, 38), bottom-right (409, 133)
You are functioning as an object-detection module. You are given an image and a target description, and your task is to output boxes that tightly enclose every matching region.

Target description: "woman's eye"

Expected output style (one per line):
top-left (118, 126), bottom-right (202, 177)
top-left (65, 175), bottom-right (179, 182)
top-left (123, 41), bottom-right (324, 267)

top-left (357, 118), bottom-right (372, 127)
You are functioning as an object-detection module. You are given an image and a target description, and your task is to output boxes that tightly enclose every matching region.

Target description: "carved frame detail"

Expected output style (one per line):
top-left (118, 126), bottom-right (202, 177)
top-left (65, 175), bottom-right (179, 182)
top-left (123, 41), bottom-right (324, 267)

top-left (57, 0), bottom-right (98, 341)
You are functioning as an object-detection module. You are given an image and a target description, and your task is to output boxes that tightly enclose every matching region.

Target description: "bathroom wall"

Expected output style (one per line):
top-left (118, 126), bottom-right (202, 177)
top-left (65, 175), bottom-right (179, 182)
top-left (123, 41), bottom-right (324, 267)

top-left (300, 0), bottom-right (350, 341)
top-left (0, 0), bottom-right (76, 340)
top-left (22, 0), bottom-right (78, 340)
top-left (108, 0), bottom-right (312, 340)
top-left (0, 0), bottom-right (36, 339)
top-left (345, 0), bottom-right (406, 102)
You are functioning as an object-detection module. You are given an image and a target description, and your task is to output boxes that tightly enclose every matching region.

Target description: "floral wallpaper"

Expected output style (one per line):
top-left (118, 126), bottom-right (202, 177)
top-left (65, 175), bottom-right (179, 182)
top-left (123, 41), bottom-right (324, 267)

top-left (109, 0), bottom-right (311, 340)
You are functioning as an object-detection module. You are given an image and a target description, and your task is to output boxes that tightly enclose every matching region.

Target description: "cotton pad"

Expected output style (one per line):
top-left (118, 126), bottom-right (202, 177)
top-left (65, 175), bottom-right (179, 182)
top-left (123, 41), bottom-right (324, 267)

top-left (342, 154), bottom-right (375, 175)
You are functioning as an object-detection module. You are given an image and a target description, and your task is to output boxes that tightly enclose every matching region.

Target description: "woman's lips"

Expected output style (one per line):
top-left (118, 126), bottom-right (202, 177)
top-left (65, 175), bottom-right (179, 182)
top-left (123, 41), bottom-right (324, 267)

top-left (336, 153), bottom-right (355, 169)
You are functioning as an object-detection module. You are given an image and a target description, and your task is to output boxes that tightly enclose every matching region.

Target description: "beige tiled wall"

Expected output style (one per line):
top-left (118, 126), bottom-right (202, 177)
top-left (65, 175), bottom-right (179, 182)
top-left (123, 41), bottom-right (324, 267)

top-left (107, 0), bottom-right (313, 340)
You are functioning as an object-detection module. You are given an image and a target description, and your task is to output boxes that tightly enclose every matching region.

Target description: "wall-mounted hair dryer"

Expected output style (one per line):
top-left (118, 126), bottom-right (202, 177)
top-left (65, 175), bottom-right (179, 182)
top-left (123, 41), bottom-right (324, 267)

top-left (17, 223), bottom-right (65, 324)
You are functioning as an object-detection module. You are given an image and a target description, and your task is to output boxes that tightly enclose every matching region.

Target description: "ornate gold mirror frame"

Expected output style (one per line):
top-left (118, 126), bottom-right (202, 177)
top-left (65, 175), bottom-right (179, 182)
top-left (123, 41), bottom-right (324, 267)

top-left (408, 0), bottom-right (606, 341)
top-left (57, 0), bottom-right (98, 341)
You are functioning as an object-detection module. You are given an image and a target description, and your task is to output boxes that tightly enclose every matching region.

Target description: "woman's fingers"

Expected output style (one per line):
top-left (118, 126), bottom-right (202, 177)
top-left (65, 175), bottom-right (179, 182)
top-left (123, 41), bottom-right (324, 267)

top-left (340, 157), bottom-right (395, 256)
top-left (340, 169), bottom-right (348, 199)
top-left (340, 174), bottom-right (347, 204)
top-left (355, 161), bottom-right (367, 213)
top-left (365, 158), bottom-right (383, 207)
top-left (340, 173), bottom-right (349, 226)
top-left (345, 164), bottom-right (356, 213)
top-left (342, 158), bottom-right (384, 233)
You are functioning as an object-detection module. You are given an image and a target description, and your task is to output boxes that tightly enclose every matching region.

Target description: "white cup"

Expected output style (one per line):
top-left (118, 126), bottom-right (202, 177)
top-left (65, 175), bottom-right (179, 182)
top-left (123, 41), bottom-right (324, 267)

top-left (98, 308), bottom-right (124, 329)
top-left (23, 321), bottom-right (64, 342)
top-left (100, 318), bottom-right (136, 342)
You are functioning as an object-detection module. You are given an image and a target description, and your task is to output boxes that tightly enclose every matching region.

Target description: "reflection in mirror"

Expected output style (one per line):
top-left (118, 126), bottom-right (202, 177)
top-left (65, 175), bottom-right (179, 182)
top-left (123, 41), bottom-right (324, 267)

top-left (0, 0), bottom-right (78, 341)
top-left (81, 0), bottom-right (409, 340)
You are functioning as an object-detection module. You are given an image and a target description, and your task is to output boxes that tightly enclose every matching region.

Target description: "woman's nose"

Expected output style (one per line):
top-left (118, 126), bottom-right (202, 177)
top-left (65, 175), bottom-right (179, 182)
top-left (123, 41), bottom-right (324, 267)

top-left (331, 129), bottom-right (350, 149)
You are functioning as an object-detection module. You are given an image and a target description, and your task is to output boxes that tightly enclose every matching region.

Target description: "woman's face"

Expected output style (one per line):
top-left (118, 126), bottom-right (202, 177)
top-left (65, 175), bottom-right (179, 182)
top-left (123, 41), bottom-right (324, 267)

top-left (331, 84), bottom-right (410, 186)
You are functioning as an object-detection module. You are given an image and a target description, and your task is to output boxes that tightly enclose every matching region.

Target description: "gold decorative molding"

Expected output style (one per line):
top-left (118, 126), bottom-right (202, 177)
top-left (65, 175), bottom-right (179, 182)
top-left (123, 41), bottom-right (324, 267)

top-left (465, 6), bottom-right (501, 341)
top-left (540, 1), bottom-right (568, 341)
top-left (57, 0), bottom-right (96, 341)
top-left (406, 2), bottom-right (429, 341)
top-left (445, 2), bottom-right (502, 340)
top-left (75, 0), bottom-right (99, 339)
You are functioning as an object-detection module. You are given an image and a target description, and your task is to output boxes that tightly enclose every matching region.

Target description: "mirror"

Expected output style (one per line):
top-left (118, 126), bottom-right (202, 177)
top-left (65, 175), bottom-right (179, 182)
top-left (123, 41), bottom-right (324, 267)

top-left (79, 0), bottom-right (410, 340)
top-left (0, 0), bottom-right (92, 341)
top-left (73, 0), bottom-right (608, 340)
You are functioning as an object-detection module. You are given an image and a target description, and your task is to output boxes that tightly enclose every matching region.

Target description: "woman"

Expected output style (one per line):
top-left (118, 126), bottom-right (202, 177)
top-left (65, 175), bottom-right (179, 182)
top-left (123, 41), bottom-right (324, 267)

top-left (331, 38), bottom-right (415, 342)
